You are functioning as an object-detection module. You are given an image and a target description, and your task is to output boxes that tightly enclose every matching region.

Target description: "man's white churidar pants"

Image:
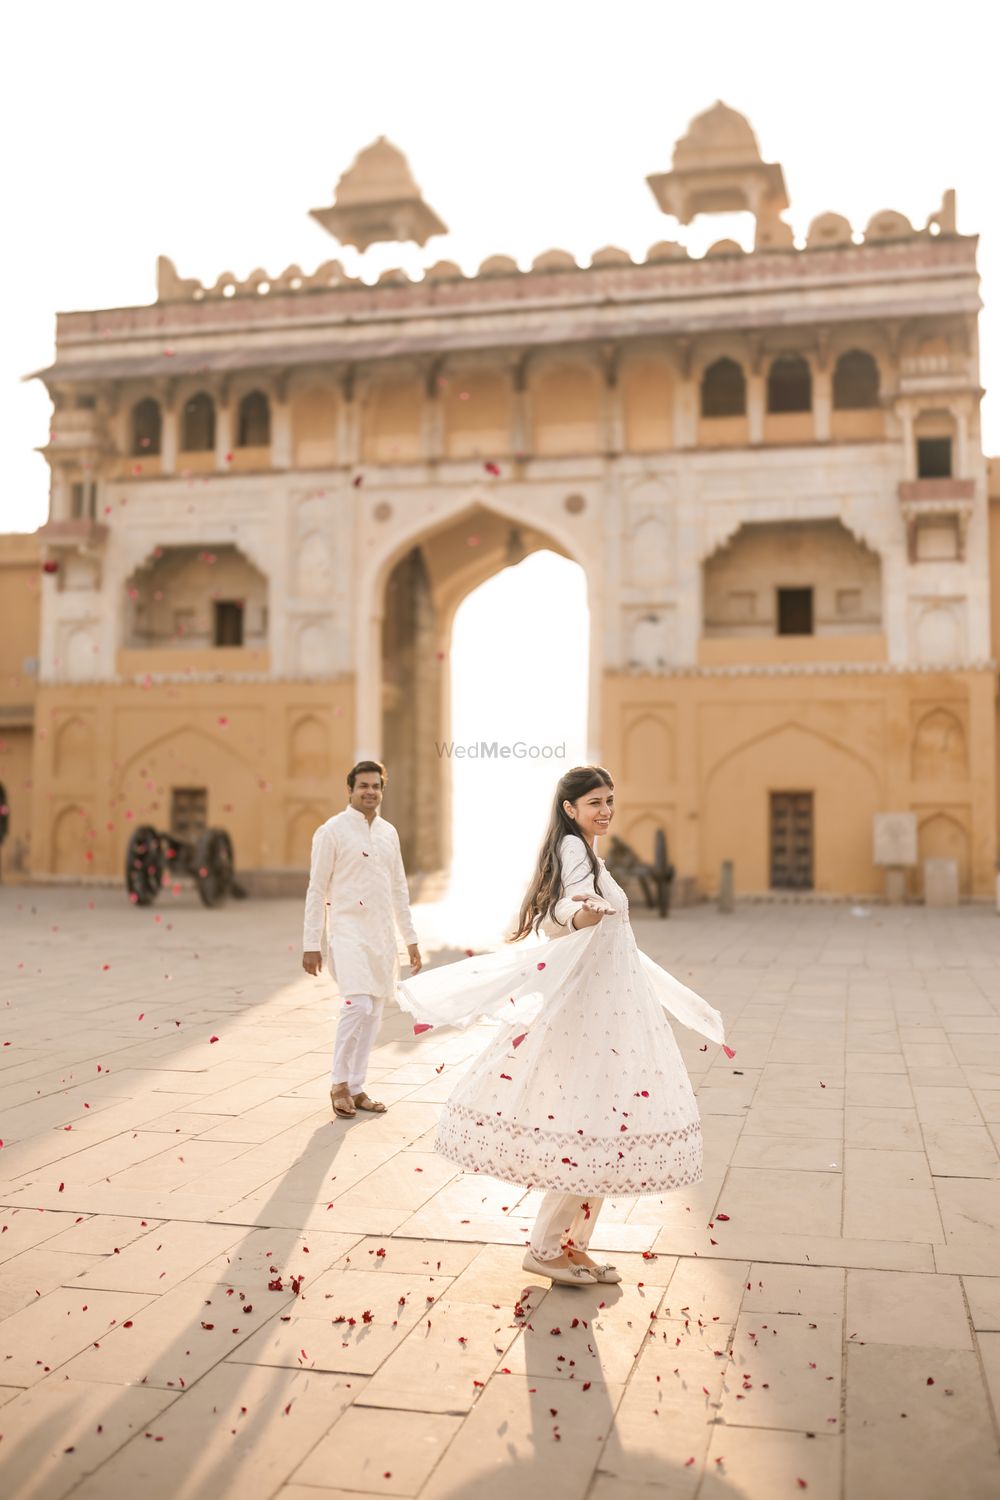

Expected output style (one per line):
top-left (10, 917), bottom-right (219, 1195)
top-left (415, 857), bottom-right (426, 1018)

top-left (331, 993), bottom-right (384, 1093)
top-left (529, 1192), bottom-right (605, 1261)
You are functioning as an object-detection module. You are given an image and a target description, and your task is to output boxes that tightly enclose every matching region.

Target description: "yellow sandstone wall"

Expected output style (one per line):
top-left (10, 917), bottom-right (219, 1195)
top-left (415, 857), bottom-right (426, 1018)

top-left (602, 665), bottom-right (996, 899)
top-left (29, 679), bottom-right (355, 882)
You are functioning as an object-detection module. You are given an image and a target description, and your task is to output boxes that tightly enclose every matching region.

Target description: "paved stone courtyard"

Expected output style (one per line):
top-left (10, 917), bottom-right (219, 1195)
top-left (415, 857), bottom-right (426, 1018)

top-left (1, 887), bottom-right (999, 1500)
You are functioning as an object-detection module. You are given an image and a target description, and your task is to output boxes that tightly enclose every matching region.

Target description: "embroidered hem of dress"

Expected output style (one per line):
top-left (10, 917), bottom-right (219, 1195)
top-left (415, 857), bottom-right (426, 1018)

top-left (435, 1107), bottom-right (704, 1199)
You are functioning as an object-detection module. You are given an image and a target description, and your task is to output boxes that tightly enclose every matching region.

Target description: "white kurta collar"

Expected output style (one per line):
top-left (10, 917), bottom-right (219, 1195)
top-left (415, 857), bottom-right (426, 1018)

top-left (345, 802), bottom-right (379, 830)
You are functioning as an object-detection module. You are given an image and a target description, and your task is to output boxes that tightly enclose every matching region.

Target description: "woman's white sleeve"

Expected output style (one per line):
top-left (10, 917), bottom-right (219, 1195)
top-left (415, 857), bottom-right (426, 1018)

top-left (547, 837), bottom-right (599, 932)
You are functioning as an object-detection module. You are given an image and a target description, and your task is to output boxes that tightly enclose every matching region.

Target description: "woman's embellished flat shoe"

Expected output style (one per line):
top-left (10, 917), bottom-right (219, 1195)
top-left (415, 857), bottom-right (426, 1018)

top-left (588, 1262), bottom-right (622, 1284)
top-left (522, 1251), bottom-right (597, 1286)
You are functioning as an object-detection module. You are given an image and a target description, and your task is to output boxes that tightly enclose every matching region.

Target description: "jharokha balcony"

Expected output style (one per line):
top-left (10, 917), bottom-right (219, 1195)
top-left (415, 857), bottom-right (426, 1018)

top-left (898, 478), bottom-right (975, 562)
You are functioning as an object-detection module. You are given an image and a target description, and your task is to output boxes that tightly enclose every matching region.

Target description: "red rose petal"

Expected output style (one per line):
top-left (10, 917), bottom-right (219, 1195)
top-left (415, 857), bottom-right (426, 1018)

top-left (722, 1045), bottom-right (736, 1059)
top-left (413, 1023), bottom-right (433, 1035)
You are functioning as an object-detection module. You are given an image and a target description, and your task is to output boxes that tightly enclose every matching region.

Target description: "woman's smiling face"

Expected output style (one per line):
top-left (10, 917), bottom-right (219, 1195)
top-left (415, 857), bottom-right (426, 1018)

top-left (565, 783), bottom-right (614, 843)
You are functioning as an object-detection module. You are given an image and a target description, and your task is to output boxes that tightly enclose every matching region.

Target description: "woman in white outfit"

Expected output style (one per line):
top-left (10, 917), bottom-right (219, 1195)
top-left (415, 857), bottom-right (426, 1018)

top-left (398, 765), bottom-right (728, 1288)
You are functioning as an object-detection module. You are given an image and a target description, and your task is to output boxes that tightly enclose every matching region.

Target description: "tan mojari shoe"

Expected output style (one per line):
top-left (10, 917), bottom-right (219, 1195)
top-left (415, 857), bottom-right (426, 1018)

top-left (331, 1086), bottom-right (356, 1118)
top-left (353, 1092), bottom-right (387, 1113)
top-left (522, 1250), bottom-right (597, 1286)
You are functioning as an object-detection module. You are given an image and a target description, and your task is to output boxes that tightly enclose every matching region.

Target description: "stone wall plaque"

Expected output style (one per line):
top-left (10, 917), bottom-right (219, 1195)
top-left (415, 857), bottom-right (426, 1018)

top-left (924, 857), bottom-right (959, 907)
top-left (873, 812), bottom-right (917, 868)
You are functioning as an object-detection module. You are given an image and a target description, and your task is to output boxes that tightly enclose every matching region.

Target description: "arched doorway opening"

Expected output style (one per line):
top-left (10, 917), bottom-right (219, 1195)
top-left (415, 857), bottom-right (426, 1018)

top-left (378, 504), bottom-right (590, 937)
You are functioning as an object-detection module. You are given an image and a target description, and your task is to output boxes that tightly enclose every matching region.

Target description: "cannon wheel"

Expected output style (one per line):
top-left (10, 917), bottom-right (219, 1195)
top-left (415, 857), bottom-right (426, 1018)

top-left (194, 827), bottom-right (235, 907)
top-left (126, 825), bottom-right (164, 906)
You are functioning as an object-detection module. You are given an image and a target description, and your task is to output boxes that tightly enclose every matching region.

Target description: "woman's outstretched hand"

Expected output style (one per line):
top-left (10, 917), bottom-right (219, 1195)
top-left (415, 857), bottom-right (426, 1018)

top-left (570, 895), bottom-right (615, 929)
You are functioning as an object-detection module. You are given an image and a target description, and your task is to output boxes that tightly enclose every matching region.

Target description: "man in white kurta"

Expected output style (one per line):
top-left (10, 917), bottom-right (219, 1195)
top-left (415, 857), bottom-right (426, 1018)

top-left (302, 762), bottom-right (421, 1117)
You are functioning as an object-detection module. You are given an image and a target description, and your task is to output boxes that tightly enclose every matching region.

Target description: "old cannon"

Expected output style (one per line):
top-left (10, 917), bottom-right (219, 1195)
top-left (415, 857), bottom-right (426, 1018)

top-left (605, 828), bottom-right (675, 917)
top-left (125, 823), bottom-right (247, 908)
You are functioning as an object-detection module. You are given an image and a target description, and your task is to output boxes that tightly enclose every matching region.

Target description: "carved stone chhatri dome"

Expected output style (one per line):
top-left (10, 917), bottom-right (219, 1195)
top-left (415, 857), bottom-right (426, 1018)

top-left (647, 101), bottom-right (790, 243)
top-left (310, 136), bottom-right (447, 251)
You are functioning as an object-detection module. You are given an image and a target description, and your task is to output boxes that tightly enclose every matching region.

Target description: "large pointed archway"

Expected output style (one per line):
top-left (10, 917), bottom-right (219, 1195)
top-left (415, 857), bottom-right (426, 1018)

top-left (373, 502), bottom-right (591, 874)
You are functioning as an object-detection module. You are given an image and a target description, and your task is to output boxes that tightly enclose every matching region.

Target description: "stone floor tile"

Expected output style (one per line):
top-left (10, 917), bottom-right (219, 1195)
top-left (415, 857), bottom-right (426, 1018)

top-left (963, 1276), bottom-right (1000, 1330)
top-left (595, 1323), bottom-right (729, 1490)
top-left (0, 1206), bottom-right (89, 1265)
top-left (420, 1374), bottom-right (624, 1500)
top-left (292, 1406), bottom-right (462, 1495)
top-left (844, 1106), bottom-right (923, 1149)
top-left (73, 1220), bottom-right (247, 1292)
top-left (844, 1146), bottom-right (933, 1190)
top-left (978, 1331), bottom-right (1000, 1425)
top-left (0, 1379), bottom-right (178, 1500)
top-left (845, 1075), bottom-right (915, 1108)
top-left (662, 1257), bottom-right (751, 1325)
top-left (199, 1227), bottom-right (361, 1291)
top-left (845, 1344), bottom-right (1000, 1500)
top-left (721, 1311), bottom-right (843, 1430)
top-left (742, 1262), bottom-right (845, 1317)
top-left (335, 1236), bottom-right (481, 1277)
top-left (62, 1275), bottom-right (293, 1386)
top-left (846, 1269), bottom-right (972, 1349)
top-left (65, 1363), bottom-right (361, 1500)
top-left (922, 1124), bottom-right (1000, 1178)
top-left (357, 1299), bottom-right (521, 1413)
top-left (232, 1267), bottom-right (449, 1376)
top-left (40, 1214), bottom-right (163, 1256)
top-left (913, 1086), bottom-right (985, 1125)
top-left (502, 1282), bottom-right (667, 1385)
top-left (731, 1135), bottom-right (842, 1171)
top-left (0, 1286), bottom-right (153, 1386)
top-left (742, 1105), bottom-right (843, 1139)
top-left (0, 1246), bottom-right (104, 1318)
top-left (842, 1182), bottom-right (945, 1244)
top-left (700, 1429), bottom-right (841, 1500)
top-left (714, 1167), bottom-right (842, 1237)
top-left (847, 1052), bottom-right (906, 1074)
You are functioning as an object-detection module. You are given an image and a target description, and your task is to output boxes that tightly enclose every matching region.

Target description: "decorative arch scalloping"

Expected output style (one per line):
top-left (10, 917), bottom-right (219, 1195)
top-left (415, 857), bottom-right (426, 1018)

top-left (54, 715), bottom-right (95, 780)
top-left (910, 707), bottom-right (968, 782)
top-left (124, 534), bottom-right (273, 581)
top-left (288, 714), bottom-right (330, 780)
top-left (286, 803), bottom-right (328, 865)
top-left (622, 712), bottom-right (675, 786)
top-left (699, 508), bottom-right (885, 567)
top-left (114, 722), bottom-right (259, 790)
top-left (364, 495), bottom-right (590, 614)
top-left (704, 717), bottom-right (881, 797)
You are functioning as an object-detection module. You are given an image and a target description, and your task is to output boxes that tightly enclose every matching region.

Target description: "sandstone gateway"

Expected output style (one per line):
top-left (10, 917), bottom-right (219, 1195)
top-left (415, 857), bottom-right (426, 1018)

top-left (2, 104), bottom-right (997, 899)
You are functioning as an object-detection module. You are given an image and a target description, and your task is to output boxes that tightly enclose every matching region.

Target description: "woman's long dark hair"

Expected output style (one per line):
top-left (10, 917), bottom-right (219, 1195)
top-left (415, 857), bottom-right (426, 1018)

top-left (509, 765), bottom-right (613, 940)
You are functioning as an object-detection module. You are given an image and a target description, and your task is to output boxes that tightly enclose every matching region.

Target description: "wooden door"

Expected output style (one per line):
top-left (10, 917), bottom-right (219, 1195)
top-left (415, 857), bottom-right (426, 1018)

top-left (770, 791), bottom-right (813, 889)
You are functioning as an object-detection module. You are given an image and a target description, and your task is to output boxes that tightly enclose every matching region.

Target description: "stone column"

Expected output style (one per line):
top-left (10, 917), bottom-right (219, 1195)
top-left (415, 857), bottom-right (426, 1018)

top-left (747, 371), bottom-right (765, 445)
top-left (49, 466), bottom-right (70, 521)
top-left (898, 404), bottom-right (915, 481)
top-left (511, 363), bottom-right (530, 457)
top-left (271, 379), bottom-right (292, 469)
top-left (672, 354), bottom-right (697, 448)
top-left (813, 365), bottom-right (832, 442)
top-left (955, 407), bottom-right (969, 477)
top-left (161, 389), bottom-right (178, 474)
top-left (602, 359), bottom-right (623, 454)
top-left (215, 386), bottom-right (233, 472)
top-left (421, 384), bottom-right (444, 463)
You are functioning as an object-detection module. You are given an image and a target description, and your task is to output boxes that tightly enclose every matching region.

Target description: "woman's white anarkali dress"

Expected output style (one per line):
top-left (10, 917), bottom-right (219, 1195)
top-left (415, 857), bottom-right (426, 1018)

top-left (397, 834), bottom-right (728, 1199)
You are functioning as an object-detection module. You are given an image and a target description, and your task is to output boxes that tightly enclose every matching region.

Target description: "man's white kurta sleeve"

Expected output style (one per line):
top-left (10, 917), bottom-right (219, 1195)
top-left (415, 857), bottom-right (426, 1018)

top-left (389, 829), bottom-right (418, 946)
top-left (544, 835), bottom-right (601, 934)
top-left (302, 823), bottom-right (336, 951)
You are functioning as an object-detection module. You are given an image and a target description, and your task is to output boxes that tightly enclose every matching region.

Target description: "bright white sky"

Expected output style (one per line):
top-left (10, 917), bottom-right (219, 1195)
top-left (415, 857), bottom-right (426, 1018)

top-left (2, 0), bottom-right (998, 538)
